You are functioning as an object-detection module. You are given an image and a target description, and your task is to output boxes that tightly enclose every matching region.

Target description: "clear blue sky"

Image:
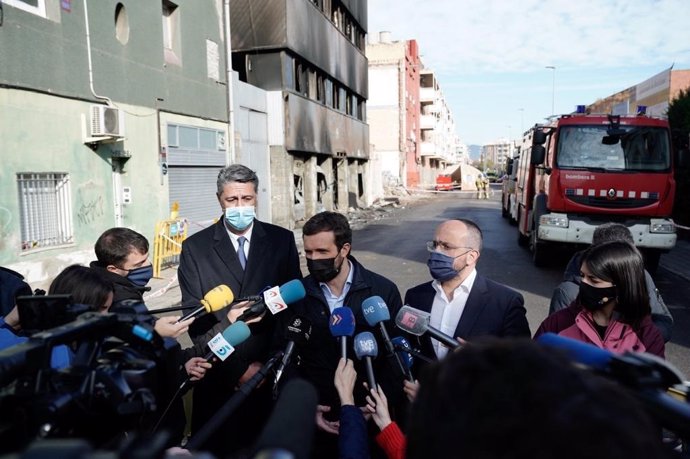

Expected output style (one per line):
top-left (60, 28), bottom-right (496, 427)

top-left (367, 0), bottom-right (690, 146)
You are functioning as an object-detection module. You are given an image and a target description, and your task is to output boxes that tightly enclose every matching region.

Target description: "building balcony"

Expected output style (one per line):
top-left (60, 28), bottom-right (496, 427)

top-left (420, 114), bottom-right (436, 130)
top-left (420, 87), bottom-right (435, 103)
top-left (420, 141), bottom-right (436, 156)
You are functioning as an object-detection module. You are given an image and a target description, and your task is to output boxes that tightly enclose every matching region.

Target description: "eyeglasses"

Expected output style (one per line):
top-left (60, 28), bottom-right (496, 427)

top-left (426, 241), bottom-right (475, 253)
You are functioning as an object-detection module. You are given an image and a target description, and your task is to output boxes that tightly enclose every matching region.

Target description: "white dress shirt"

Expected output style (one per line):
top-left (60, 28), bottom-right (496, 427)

top-left (430, 268), bottom-right (477, 359)
top-left (225, 224), bottom-right (254, 261)
top-left (319, 259), bottom-right (353, 313)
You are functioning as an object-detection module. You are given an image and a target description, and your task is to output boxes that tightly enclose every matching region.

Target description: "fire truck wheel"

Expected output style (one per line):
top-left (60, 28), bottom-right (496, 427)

top-left (530, 227), bottom-right (547, 267)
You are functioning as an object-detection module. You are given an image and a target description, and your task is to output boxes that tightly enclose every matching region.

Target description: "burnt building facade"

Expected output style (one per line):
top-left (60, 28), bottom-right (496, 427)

top-left (230, 0), bottom-right (370, 226)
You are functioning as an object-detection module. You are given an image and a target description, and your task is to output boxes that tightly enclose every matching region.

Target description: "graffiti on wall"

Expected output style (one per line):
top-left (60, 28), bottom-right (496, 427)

top-left (77, 190), bottom-right (104, 226)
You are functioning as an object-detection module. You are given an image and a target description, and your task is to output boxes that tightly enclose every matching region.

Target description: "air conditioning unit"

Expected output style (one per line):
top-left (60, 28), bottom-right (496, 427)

top-left (91, 105), bottom-right (125, 137)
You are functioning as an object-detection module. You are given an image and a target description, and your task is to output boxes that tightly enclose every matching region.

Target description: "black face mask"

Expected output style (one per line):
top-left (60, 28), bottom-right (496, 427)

top-left (307, 256), bottom-right (341, 283)
top-left (578, 282), bottom-right (617, 312)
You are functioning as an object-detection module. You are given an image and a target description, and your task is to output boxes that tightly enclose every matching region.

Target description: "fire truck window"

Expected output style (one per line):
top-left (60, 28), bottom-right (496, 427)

top-left (623, 129), bottom-right (669, 171)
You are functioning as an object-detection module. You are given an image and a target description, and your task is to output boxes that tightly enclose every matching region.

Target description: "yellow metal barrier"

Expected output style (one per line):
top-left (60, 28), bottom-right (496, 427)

top-left (152, 219), bottom-right (188, 278)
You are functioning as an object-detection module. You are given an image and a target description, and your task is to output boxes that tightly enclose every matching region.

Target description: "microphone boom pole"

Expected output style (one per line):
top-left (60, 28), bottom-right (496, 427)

top-left (186, 351), bottom-right (284, 451)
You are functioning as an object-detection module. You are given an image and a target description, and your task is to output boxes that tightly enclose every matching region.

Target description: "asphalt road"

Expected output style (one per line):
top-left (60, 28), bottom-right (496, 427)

top-left (350, 188), bottom-right (690, 375)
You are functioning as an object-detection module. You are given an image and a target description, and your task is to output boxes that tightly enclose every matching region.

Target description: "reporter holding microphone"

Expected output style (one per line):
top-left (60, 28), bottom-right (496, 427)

top-left (90, 227), bottom-right (197, 339)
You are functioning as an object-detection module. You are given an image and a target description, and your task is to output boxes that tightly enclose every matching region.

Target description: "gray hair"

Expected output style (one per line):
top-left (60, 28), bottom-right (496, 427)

top-left (592, 223), bottom-right (634, 246)
top-left (216, 164), bottom-right (259, 195)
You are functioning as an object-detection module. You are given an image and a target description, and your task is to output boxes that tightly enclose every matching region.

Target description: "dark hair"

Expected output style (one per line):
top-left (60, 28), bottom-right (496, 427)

top-left (592, 222), bottom-right (634, 246)
top-left (216, 164), bottom-right (259, 195)
top-left (454, 218), bottom-right (483, 252)
top-left (49, 265), bottom-right (114, 311)
top-left (580, 240), bottom-right (650, 327)
top-left (406, 338), bottom-right (669, 459)
top-left (302, 211), bottom-right (352, 250)
top-left (95, 228), bottom-right (149, 267)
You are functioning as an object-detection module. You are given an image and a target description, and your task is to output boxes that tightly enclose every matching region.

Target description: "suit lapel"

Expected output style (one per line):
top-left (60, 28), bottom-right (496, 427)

top-left (213, 219), bottom-right (245, 285)
top-left (245, 220), bottom-right (268, 276)
top-left (408, 282), bottom-right (437, 359)
top-left (454, 274), bottom-right (487, 339)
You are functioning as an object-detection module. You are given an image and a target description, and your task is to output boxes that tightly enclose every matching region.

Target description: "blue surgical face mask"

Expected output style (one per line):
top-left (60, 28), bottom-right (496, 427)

top-left (127, 264), bottom-right (154, 287)
top-left (225, 206), bottom-right (256, 231)
top-left (427, 250), bottom-right (470, 282)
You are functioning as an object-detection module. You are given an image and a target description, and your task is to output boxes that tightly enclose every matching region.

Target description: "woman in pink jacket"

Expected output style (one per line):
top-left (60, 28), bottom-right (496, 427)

top-left (535, 241), bottom-right (664, 357)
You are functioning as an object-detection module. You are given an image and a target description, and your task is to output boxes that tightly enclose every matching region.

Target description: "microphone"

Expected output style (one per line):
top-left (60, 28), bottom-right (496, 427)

top-left (390, 336), bottom-right (415, 374)
top-left (176, 284), bottom-right (234, 323)
top-left (235, 279), bottom-right (306, 323)
top-left (362, 296), bottom-right (414, 382)
top-left (253, 378), bottom-right (318, 459)
top-left (536, 333), bottom-right (685, 388)
top-left (329, 306), bottom-right (356, 359)
top-left (536, 333), bottom-right (690, 438)
top-left (144, 304), bottom-right (197, 315)
top-left (274, 315), bottom-right (312, 387)
top-left (187, 351), bottom-right (284, 451)
top-left (354, 331), bottom-right (378, 391)
top-left (179, 321), bottom-right (251, 391)
top-left (395, 305), bottom-right (460, 351)
top-left (393, 336), bottom-right (434, 363)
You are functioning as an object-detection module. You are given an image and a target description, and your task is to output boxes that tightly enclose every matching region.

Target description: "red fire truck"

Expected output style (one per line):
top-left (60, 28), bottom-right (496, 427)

top-left (514, 110), bottom-right (680, 271)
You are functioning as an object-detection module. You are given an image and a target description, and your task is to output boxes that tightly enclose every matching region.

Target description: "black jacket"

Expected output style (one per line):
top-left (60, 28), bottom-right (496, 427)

top-left (0, 266), bottom-right (33, 317)
top-left (404, 274), bottom-right (530, 363)
top-left (275, 256), bottom-right (406, 416)
top-left (178, 218), bottom-right (302, 384)
top-left (89, 262), bottom-right (149, 307)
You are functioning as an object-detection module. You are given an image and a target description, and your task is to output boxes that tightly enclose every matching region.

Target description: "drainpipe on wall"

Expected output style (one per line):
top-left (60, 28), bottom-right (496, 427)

top-left (224, 0), bottom-right (236, 163)
top-left (83, 0), bottom-right (112, 106)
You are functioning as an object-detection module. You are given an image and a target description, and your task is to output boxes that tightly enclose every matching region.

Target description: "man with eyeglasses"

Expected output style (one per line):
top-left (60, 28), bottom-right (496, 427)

top-left (404, 219), bottom-right (530, 362)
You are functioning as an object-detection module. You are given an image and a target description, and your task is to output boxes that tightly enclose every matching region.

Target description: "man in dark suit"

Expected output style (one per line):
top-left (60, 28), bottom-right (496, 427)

top-left (273, 211), bottom-right (406, 458)
top-left (178, 164), bottom-right (302, 456)
top-left (404, 218), bottom-right (530, 363)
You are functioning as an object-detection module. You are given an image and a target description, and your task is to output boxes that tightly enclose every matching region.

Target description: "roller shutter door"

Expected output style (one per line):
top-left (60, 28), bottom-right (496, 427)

top-left (168, 167), bottom-right (220, 235)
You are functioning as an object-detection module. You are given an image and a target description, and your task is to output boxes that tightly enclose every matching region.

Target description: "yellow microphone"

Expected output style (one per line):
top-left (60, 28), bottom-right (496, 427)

top-left (177, 285), bottom-right (234, 323)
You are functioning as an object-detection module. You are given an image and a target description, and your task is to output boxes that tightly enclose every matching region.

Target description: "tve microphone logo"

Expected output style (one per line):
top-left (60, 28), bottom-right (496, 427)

top-left (208, 332), bottom-right (236, 361)
top-left (359, 338), bottom-right (376, 353)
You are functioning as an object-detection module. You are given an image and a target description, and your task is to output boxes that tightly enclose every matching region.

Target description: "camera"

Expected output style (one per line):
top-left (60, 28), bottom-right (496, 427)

top-left (0, 306), bottom-right (182, 455)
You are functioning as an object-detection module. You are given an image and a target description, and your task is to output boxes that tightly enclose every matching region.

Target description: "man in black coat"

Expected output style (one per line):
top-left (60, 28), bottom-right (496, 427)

top-left (274, 211), bottom-right (406, 458)
top-left (404, 218), bottom-right (530, 363)
top-left (178, 164), bottom-right (302, 456)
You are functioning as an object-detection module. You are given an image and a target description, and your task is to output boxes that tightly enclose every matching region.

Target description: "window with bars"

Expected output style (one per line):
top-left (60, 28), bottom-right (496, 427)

top-left (4, 0), bottom-right (46, 17)
top-left (17, 173), bottom-right (74, 251)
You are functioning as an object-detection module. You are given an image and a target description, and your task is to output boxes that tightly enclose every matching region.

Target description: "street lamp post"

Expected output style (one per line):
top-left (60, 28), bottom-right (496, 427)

top-left (545, 65), bottom-right (556, 117)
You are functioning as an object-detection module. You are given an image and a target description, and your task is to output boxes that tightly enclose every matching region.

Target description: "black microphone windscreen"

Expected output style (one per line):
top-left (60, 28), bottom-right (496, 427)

top-left (253, 378), bottom-right (318, 459)
top-left (284, 315), bottom-right (312, 345)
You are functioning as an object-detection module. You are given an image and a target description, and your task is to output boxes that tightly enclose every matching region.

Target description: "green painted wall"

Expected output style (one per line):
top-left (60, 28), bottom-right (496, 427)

top-left (0, 90), bottom-right (113, 263)
top-left (0, 0), bottom-right (227, 120)
top-left (0, 0), bottom-right (232, 277)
